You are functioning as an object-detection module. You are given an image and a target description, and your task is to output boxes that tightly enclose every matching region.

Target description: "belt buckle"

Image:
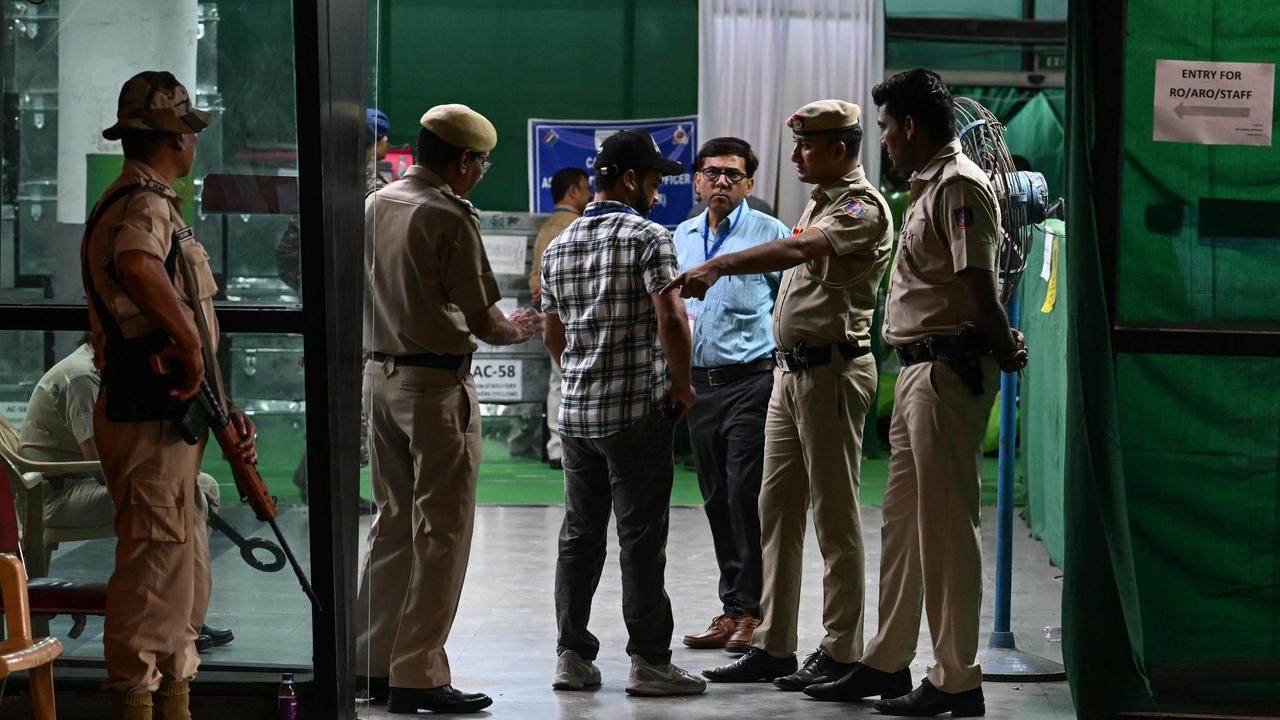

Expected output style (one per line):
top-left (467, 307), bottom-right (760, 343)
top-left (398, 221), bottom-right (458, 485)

top-left (707, 367), bottom-right (728, 386)
top-left (772, 350), bottom-right (792, 373)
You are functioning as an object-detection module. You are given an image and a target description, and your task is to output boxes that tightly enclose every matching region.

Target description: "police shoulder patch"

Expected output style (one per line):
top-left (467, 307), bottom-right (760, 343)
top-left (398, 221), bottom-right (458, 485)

top-left (953, 207), bottom-right (973, 228)
top-left (843, 200), bottom-right (868, 219)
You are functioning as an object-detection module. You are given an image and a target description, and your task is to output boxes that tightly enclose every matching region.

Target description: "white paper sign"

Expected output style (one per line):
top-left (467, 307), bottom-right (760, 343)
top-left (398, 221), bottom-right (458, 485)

top-left (1154, 60), bottom-right (1274, 146)
top-left (1040, 231), bottom-right (1053, 281)
top-left (473, 358), bottom-right (523, 401)
top-left (482, 234), bottom-right (529, 275)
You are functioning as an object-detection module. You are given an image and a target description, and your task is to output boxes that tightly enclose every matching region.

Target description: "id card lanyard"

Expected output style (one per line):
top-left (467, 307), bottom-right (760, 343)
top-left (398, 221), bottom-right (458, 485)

top-left (702, 201), bottom-right (745, 261)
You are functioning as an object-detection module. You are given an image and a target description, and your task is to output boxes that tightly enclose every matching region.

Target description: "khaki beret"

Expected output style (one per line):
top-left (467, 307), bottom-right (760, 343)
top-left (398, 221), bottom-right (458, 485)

top-left (787, 99), bottom-right (861, 135)
top-left (419, 104), bottom-right (497, 152)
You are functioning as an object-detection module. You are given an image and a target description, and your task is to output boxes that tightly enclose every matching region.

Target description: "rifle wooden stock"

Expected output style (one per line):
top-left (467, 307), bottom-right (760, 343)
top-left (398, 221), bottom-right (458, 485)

top-left (210, 419), bottom-right (278, 523)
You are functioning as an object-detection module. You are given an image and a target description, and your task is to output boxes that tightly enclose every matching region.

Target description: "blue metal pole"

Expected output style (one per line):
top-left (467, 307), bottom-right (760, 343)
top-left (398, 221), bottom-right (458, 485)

top-left (990, 293), bottom-right (1021, 649)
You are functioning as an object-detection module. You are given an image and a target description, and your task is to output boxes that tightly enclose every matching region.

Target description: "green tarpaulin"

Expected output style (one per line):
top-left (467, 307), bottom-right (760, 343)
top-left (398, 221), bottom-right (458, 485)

top-left (1062, 2), bottom-right (1154, 716)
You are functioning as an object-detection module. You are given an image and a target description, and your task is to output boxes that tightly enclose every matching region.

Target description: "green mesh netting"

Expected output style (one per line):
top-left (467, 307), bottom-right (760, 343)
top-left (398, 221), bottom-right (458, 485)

top-left (1117, 0), bottom-right (1280, 328)
top-left (1070, 0), bottom-right (1280, 707)
top-left (1019, 221), bottom-right (1067, 567)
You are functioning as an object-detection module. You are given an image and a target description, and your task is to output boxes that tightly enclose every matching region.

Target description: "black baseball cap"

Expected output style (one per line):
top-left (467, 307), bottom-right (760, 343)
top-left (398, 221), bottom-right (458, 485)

top-left (593, 130), bottom-right (685, 177)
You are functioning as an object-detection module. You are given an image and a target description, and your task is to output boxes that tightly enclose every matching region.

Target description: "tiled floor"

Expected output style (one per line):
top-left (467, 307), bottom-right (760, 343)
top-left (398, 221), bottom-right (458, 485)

top-left (361, 505), bottom-right (1072, 719)
top-left (42, 501), bottom-right (1071, 718)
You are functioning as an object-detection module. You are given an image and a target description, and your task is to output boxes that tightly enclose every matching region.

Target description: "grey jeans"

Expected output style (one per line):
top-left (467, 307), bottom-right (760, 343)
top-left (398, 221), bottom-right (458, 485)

top-left (554, 411), bottom-right (675, 664)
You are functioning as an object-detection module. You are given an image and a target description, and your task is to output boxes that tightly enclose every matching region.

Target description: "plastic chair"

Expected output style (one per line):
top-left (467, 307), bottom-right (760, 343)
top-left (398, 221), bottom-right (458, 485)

top-left (0, 415), bottom-right (109, 578)
top-left (0, 553), bottom-right (62, 720)
top-left (0, 454), bottom-right (74, 719)
top-left (0, 451), bottom-right (107, 645)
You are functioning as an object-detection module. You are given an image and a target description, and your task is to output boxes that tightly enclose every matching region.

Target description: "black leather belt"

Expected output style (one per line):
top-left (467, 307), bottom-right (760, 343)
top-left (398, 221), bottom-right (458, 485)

top-left (771, 341), bottom-right (869, 373)
top-left (367, 351), bottom-right (468, 370)
top-left (691, 358), bottom-right (774, 387)
top-left (893, 331), bottom-right (991, 367)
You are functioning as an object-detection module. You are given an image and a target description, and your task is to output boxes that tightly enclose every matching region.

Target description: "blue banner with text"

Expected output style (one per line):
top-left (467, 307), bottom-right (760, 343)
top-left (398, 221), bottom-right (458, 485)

top-left (528, 116), bottom-right (698, 228)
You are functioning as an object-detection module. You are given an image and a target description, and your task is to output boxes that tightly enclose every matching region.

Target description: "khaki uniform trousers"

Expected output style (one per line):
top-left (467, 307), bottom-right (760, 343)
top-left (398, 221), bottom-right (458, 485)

top-left (861, 357), bottom-right (999, 692)
top-left (752, 353), bottom-right (876, 663)
top-left (356, 359), bottom-right (480, 689)
top-left (95, 392), bottom-right (209, 693)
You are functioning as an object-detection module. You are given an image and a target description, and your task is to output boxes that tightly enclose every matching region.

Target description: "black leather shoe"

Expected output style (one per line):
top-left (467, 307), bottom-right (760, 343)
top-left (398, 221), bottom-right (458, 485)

top-left (387, 685), bottom-right (493, 714)
top-left (702, 647), bottom-right (798, 683)
top-left (200, 625), bottom-right (234, 647)
top-left (356, 675), bottom-right (389, 705)
top-left (804, 662), bottom-right (913, 701)
top-left (873, 678), bottom-right (985, 717)
top-left (773, 648), bottom-right (856, 691)
top-left (195, 634), bottom-right (213, 652)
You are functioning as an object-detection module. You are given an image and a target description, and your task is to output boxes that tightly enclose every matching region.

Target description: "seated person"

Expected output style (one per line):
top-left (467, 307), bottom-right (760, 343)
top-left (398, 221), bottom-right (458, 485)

top-left (19, 336), bottom-right (234, 651)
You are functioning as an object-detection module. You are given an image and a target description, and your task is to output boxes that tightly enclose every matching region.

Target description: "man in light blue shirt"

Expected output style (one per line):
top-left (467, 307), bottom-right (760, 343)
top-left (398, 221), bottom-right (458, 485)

top-left (674, 137), bottom-right (790, 653)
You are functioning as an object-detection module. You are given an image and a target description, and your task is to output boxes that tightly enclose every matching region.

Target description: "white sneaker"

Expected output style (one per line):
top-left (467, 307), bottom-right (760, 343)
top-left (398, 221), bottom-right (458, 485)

top-left (625, 656), bottom-right (707, 696)
top-left (553, 649), bottom-right (602, 690)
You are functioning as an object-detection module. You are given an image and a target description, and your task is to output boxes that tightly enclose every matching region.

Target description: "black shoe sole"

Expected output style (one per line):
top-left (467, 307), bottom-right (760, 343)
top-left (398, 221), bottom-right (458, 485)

top-left (874, 700), bottom-right (985, 717)
top-left (701, 672), bottom-right (779, 683)
top-left (387, 698), bottom-right (493, 714)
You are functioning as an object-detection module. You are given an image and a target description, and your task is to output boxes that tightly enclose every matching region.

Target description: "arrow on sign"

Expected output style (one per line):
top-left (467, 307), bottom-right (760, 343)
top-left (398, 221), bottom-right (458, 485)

top-left (1174, 103), bottom-right (1251, 119)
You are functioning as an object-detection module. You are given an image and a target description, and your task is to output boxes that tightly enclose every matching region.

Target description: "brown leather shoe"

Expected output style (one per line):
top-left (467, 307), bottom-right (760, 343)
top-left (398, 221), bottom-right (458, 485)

top-left (725, 613), bottom-right (758, 652)
top-left (683, 614), bottom-right (738, 649)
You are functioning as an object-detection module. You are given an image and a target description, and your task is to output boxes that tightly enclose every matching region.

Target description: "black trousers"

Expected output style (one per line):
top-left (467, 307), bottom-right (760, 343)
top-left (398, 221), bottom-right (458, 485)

top-left (686, 370), bottom-right (772, 619)
top-left (555, 412), bottom-right (676, 664)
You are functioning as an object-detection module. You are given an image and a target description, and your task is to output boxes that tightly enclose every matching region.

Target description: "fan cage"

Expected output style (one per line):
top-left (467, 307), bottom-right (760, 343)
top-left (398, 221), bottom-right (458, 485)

top-left (953, 97), bottom-right (1034, 305)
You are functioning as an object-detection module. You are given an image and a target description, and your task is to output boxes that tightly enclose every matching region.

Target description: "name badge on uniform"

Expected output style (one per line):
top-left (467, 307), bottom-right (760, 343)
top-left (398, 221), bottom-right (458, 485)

top-left (173, 225), bottom-right (195, 244)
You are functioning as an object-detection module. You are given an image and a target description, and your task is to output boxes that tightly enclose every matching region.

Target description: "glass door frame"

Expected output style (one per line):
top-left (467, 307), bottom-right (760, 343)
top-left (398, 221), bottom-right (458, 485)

top-left (0, 1), bottom-right (368, 717)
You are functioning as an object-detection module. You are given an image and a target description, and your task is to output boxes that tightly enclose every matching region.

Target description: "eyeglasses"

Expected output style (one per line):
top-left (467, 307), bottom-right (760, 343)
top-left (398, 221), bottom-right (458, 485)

top-left (472, 153), bottom-right (492, 175)
top-left (698, 167), bottom-right (748, 184)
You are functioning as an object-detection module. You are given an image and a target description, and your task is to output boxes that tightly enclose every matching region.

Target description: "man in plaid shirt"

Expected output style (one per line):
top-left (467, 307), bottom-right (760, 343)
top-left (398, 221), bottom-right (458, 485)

top-left (540, 129), bottom-right (704, 697)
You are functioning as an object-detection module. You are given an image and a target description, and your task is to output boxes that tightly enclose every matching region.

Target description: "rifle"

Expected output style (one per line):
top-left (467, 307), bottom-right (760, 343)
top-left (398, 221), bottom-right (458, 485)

top-left (152, 356), bottom-right (321, 611)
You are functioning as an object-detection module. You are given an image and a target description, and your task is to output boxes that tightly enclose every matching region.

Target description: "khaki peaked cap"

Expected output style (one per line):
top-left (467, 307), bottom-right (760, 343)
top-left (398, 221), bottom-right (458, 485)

top-left (420, 104), bottom-right (497, 152)
top-left (788, 99), bottom-right (861, 135)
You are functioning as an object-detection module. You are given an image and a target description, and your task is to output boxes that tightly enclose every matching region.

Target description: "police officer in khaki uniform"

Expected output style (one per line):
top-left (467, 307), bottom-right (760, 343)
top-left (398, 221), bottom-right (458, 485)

top-left (665, 100), bottom-right (892, 691)
top-left (804, 69), bottom-right (1028, 716)
top-left (85, 71), bottom-right (256, 720)
top-left (357, 104), bottom-right (538, 715)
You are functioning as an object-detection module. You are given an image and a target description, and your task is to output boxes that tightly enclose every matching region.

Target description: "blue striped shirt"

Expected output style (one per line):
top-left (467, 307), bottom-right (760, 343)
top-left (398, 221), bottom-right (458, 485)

top-left (674, 201), bottom-right (789, 368)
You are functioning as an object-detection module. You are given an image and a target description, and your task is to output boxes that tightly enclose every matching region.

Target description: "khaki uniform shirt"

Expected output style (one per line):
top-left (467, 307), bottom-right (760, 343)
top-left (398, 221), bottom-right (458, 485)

top-left (19, 345), bottom-right (99, 464)
top-left (529, 206), bottom-right (581, 294)
top-left (883, 140), bottom-right (1001, 346)
top-left (85, 159), bottom-right (220, 359)
top-left (363, 165), bottom-right (501, 355)
top-left (772, 166), bottom-right (893, 350)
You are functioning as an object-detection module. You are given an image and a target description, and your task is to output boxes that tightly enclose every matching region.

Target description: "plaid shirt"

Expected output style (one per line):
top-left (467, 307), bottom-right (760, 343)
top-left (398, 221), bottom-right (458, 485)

top-left (540, 200), bottom-right (678, 438)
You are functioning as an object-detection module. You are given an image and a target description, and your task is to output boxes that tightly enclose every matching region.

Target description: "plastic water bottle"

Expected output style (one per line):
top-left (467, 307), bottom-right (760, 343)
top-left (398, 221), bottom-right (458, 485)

top-left (278, 672), bottom-right (298, 719)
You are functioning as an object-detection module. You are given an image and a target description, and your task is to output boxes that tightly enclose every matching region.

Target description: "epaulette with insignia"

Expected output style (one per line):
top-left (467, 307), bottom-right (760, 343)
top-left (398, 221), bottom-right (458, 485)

top-left (140, 178), bottom-right (174, 197)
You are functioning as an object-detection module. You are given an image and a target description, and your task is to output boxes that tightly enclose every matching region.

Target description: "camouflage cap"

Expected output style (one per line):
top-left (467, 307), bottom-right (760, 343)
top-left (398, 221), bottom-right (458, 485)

top-left (788, 99), bottom-right (861, 135)
top-left (420, 104), bottom-right (497, 153)
top-left (102, 71), bottom-right (213, 141)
